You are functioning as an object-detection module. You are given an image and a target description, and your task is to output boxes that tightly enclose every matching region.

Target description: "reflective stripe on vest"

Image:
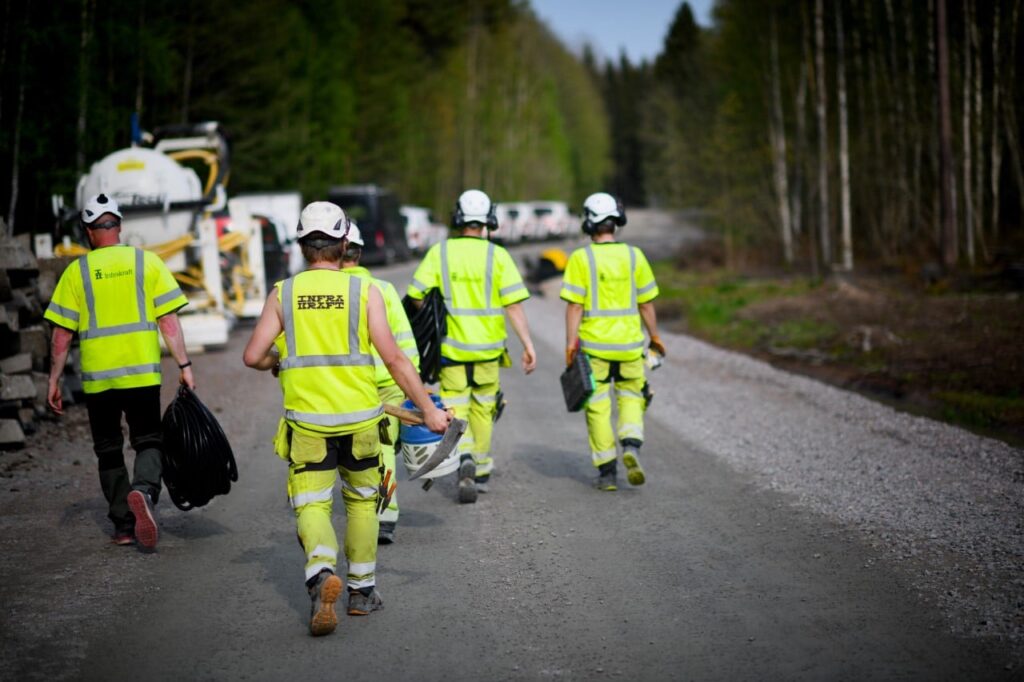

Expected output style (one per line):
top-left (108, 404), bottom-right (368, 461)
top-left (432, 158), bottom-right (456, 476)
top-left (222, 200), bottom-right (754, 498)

top-left (279, 276), bottom-right (374, 371)
top-left (442, 240), bottom-right (503, 316)
top-left (78, 249), bottom-right (158, 339)
top-left (582, 244), bottom-right (637, 318)
top-left (81, 363), bottom-right (163, 382)
top-left (278, 272), bottom-right (382, 429)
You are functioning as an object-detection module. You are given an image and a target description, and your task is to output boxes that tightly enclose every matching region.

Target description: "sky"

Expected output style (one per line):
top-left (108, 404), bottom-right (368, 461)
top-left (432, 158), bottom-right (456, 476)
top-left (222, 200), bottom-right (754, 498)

top-left (529, 0), bottom-right (715, 65)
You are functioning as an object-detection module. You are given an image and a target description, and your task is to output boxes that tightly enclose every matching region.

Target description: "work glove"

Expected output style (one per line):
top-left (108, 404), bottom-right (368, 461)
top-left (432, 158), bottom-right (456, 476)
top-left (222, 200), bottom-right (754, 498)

top-left (648, 335), bottom-right (667, 357)
top-left (565, 345), bottom-right (578, 368)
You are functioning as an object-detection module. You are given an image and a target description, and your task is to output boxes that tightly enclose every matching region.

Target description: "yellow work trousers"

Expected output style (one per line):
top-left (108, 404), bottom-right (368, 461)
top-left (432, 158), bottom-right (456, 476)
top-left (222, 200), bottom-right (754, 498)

top-left (584, 356), bottom-right (647, 467)
top-left (439, 359), bottom-right (500, 476)
top-left (286, 424), bottom-right (383, 590)
top-left (377, 383), bottom-right (404, 524)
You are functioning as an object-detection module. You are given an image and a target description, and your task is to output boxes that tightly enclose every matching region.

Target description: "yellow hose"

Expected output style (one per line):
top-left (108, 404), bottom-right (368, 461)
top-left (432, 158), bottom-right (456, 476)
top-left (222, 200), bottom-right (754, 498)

top-left (166, 149), bottom-right (220, 197)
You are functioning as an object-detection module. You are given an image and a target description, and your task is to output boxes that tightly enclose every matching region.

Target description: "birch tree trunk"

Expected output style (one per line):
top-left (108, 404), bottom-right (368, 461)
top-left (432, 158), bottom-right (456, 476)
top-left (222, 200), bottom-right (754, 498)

top-left (970, 5), bottom-right (988, 262)
top-left (836, 0), bottom-right (853, 271)
top-left (904, 0), bottom-right (923, 237)
top-left (1003, 0), bottom-right (1024, 223)
top-left (135, 0), bottom-right (146, 123)
top-left (76, 0), bottom-right (94, 175)
top-left (814, 0), bottom-right (831, 267)
top-left (181, 0), bottom-right (194, 124)
top-left (769, 13), bottom-right (794, 265)
top-left (6, 9), bottom-right (28, 234)
top-left (990, 1), bottom-right (1002, 243)
top-left (962, 0), bottom-right (975, 267)
top-left (937, 0), bottom-right (959, 269)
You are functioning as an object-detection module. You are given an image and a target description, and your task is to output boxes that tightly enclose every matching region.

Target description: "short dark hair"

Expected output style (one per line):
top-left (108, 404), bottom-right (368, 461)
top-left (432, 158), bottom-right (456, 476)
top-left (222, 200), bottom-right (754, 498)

top-left (342, 244), bottom-right (362, 263)
top-left (300, 237), bottom-right (344, 263)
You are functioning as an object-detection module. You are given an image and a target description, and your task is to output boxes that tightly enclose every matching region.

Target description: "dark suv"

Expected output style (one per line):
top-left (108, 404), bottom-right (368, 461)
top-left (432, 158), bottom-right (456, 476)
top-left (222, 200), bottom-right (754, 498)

top-left (327, 185), bottom-right (411, 265)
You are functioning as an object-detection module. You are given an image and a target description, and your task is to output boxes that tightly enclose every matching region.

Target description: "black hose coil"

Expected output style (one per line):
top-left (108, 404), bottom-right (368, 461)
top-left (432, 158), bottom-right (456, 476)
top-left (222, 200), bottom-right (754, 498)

top-left (161, 385), bottom-right (238, 511)
top-left (403, 288), bottom-right (447, 385)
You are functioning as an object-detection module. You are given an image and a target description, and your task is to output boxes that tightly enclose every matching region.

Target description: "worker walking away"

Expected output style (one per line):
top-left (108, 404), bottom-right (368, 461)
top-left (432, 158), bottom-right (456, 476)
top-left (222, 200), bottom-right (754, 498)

top-left (407, 189), bottom-right (537, 503)
top-left (44, 193), bottom-right (195, 549)
top-left (560, 192), bottom-right (665, 491)
top-left (340, 221), bottom-right (419, 544)
top-left (243, 202), bottom-right (449, 637)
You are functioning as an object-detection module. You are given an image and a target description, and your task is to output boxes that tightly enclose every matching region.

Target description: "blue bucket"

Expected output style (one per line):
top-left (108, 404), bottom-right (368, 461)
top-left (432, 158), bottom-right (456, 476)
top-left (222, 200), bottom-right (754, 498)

top-left (398, 394), bottom-right (459, 479)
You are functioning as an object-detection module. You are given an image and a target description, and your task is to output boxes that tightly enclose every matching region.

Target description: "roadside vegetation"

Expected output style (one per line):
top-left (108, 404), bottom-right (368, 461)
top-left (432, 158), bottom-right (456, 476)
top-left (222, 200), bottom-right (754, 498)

top-left (653, 259), bottom-right (1024, 445)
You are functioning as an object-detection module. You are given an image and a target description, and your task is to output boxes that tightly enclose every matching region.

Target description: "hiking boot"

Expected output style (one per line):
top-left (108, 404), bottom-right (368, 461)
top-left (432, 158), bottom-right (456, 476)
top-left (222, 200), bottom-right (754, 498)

top-left (347, 588), bottom-right (383, 616)
top-left (458, 456), bottom-right (477, 504)
top-left (595, 461), bottom-right (618, 491)
top-left (622, 448), bottom-right (646, 486)
top-left (378, 521), bottom-right (396, 545)
top-left (475, 474), bottom-right (490, 493)
top-left (308, 570), bottom-right (343, 636)
top-left (126, 490), bottom-right (158, 549)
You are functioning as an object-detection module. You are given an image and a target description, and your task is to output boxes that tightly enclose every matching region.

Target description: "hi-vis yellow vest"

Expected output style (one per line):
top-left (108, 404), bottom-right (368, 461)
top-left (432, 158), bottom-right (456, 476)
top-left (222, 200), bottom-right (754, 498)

top-left (345, 266), bottom-right (419, 387)
top-left (560, 242), bottom-right (659, 362)
top-left (274, 269), bottom-right (383, 437)
top-left (407, 237), bottom-right (529, 363)
top-left (44, 245), bottom-right (187, 393)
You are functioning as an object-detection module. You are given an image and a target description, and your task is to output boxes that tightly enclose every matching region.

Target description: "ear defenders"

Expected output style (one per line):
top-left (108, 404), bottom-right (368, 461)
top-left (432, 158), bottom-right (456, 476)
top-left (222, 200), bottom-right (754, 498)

top-left (452, 189), bottom-right (499, 230)
top-left (581, 193), bottom-right (626, 235)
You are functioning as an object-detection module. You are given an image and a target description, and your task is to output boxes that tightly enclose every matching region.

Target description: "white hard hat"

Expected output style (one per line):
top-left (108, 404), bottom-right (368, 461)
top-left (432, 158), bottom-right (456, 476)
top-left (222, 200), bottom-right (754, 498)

top-left (81, 193), bottom-right (123, 225)
top-left (452, 189), bottom-right (498, 229)
top-left (346, 221), bottom-right (364, 248)
top-left (297, 201), bottom-right (350, 241)
top-left (581, 192), bottom-right (626, 234)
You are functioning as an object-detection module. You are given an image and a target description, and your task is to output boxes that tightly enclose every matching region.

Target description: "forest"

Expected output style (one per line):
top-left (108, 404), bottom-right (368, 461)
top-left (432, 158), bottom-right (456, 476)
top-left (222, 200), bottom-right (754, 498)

top-left (1, 0), bottom-right (1022, 274)
top-left (602, 0), bottom-right (1024, 274)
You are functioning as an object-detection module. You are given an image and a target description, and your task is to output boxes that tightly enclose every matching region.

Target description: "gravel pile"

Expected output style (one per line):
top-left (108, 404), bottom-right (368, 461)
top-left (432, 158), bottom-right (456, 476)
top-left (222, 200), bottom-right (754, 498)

top-left (527, 282), bottom-right (1024, 648)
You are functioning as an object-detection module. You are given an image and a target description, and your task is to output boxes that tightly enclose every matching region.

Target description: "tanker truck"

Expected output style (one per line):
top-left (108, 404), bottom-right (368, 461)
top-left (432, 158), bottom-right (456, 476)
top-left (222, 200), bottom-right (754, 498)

top-left (60, 121), bottom-right (266, 348)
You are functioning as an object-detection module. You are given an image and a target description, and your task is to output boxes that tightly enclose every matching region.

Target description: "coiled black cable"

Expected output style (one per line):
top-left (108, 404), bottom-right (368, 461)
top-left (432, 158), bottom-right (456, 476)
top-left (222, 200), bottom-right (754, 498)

top-left (161, 385), bottom-right (238, 511)
top-left (403, 288), bottom-right (447, 385)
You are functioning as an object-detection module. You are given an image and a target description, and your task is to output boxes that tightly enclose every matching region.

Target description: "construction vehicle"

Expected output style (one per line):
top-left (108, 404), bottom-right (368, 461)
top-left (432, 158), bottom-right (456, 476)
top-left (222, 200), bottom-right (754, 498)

top-left (56, 121), bottom-right (266, 348)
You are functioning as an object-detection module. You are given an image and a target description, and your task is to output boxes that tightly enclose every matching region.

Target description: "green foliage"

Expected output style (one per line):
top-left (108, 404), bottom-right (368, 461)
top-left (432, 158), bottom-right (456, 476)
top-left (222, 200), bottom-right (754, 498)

top-left (0, 0), bottom-right (609, 230)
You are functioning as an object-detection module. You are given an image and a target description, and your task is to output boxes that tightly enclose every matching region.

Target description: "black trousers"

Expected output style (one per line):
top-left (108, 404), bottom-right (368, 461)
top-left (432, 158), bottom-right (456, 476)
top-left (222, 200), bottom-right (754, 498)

top-left (85, 385), bottom-right (163, 530)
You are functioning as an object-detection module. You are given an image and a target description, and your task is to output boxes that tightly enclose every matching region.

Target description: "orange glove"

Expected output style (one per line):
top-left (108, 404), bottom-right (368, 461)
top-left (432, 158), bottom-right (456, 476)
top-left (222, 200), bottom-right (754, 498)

top-left (648, 335), bottom-right (666, 357)
top-left (566, 345), bottom-right (578, 367)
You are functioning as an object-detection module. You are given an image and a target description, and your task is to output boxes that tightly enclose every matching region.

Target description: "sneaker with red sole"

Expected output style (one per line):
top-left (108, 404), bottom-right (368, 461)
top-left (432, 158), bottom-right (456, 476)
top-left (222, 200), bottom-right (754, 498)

top-left (111, 530), bottom-right (135, 546)
top-left (127, 490), bottom-right (158, 549)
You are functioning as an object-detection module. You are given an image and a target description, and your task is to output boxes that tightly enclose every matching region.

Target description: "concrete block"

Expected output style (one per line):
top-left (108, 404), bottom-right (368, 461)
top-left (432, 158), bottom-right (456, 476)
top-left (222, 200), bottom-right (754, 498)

top-left (18, 326), bottom-right (47, 365)
top-left (0, 419), bottom-right (25, 447)
top-left (16, 407), bottom-right (35, 435)
top-left (32, 372), bottom-right (49, 405)
top-left (0, 374), bottom-right (36, 401)
top-left (0, 353), bottom-right (32, 375)
top-left (0, 306), bottom-right (19, 333)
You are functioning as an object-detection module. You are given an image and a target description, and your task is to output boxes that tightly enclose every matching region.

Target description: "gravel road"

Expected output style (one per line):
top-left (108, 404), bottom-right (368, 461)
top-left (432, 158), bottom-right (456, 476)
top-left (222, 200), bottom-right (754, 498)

top-left (0, 210), bottom-right (1020, 680)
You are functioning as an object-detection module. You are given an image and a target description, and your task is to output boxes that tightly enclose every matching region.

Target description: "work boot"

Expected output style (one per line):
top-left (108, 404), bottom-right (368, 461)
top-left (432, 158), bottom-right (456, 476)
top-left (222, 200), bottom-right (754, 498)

top-left (308, 570), bottom-right (343, 636)
top-left (622, 445), bottom-right (646, 486)
top-left (595, 461), bottom-right (618, 492)
top-left (378, 521), bottom-right (396, 545)
top-left (347, 588), bottom-right (383, 616)
top-left (458, 455), bottom-right (477, 504)
top-left (474, 474), bottom-right (490, 493)
top-left (126, 490), bottom-right (158, 549)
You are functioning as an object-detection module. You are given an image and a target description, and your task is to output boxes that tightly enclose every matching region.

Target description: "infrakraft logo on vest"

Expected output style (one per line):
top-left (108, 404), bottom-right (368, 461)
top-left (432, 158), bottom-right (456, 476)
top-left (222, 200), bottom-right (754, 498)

top-left (94, 267), bottom-right (134, 280)
top-left (296, 294), bottom-right (346, 310)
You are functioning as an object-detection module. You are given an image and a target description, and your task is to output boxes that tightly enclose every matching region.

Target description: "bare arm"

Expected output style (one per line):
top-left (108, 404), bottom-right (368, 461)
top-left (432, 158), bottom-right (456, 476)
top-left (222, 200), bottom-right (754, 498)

top-left (638, 301), bottom-right (665, 356)
top-left (565, 302), bottom-right (584, 365)
top-left (157, 313), bottom-right (196, 389)
top-left (46, 326), bottom-right (74, 414)
top-left (504, 302), bottom-right (536, 374)
top-left (243, 289), bottom-right (283, 371)
top-left (368, 286), bottom-right (450, 433)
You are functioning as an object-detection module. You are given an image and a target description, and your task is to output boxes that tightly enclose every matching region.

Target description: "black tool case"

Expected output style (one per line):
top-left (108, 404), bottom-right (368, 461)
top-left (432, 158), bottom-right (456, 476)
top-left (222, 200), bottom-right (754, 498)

top-left (560, 351), bottom-right (595, 412)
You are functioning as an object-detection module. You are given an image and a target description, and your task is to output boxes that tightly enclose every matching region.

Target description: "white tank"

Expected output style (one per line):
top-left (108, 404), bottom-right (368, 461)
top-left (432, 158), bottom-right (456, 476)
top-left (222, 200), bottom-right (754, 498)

top-left (77, 147), bottom-right (204, 271)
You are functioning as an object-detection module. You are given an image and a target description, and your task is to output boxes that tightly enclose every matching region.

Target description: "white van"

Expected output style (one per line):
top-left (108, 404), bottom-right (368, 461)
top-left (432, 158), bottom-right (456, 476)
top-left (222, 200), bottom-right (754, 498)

top-left (531, 201), bottom-right (572, 240)
top-left (401, 205), bottom-right (445, 254)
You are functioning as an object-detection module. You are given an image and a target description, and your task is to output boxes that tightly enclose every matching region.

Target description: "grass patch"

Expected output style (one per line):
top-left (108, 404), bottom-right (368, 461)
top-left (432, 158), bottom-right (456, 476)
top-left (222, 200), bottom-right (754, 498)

top-left (652, 264), bottom-right (822, 350)
top-left (934, 390), bottom-right (1024, 430)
